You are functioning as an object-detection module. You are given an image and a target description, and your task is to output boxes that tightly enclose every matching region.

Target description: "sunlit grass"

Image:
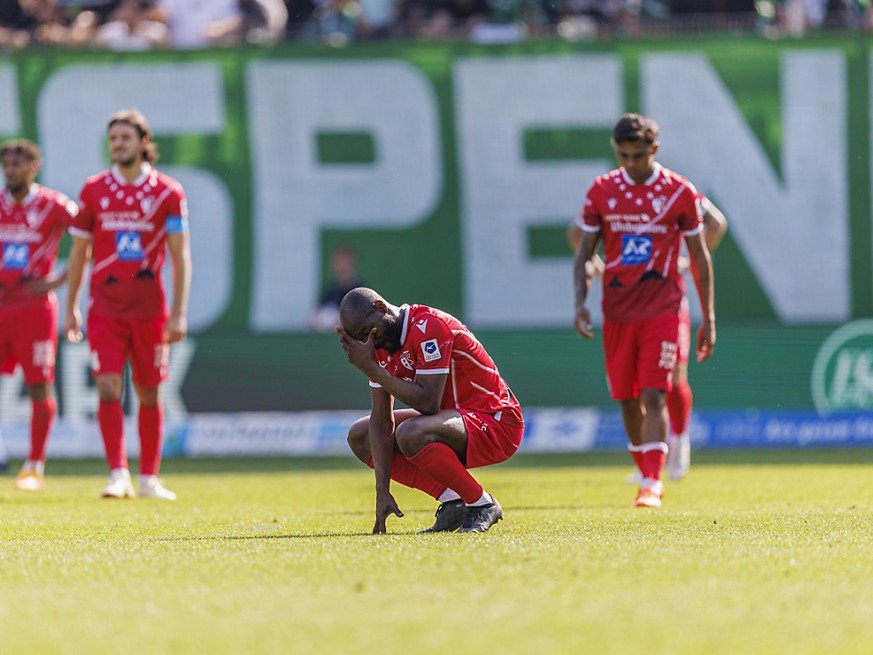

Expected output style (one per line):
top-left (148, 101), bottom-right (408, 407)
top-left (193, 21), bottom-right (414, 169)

top-left (0, 451), bottom-right (871, 654)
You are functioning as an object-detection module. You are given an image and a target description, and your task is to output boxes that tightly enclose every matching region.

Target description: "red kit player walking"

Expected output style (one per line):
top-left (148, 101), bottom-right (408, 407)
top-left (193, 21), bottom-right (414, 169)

top-left (572, 114), bottom-right (716, 508)
top-left (64, 109), bottom-right (191, 500)
top-left (0, 140), bottom-right (78, 490)
top-left (337, 287), bottom-right (523, 534)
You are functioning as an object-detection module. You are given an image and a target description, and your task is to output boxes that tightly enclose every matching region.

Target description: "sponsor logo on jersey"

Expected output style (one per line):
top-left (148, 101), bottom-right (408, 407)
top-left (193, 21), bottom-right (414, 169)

top-left (416, 319), bottom-right (428, 334)
top-left (811, 320), bottom-right (873, 416)
top-left (0, 228), bottom-right (41, 243)
top-left (421, 338), bottom-right (441, 362)
top-left (621, 235), bottom-right (653, 265)
top-left (115, 231), bottom-right (144, 261)
top-left (2, 243), bottom-right (29, 269)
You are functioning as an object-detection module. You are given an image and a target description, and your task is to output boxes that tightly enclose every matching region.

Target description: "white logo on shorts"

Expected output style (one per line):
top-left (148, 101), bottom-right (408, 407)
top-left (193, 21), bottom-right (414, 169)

top-left (659, 341), bottom-right (678, 370)
top-left (32, 340), bottom-right (55, 368)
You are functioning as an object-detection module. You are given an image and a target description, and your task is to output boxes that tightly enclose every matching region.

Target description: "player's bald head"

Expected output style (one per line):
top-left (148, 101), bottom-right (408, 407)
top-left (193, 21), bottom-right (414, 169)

top-left (339, 287), bottom-right (384, 335)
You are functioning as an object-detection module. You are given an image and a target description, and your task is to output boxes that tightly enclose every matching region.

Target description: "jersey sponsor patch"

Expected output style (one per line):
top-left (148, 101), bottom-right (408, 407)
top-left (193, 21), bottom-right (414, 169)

top-left (115, 231), bottom-right (144, 261)
top-left (421, 338), bottom-right (441, 362)
top-left (2, 243), bottom-right (29, 269)
top-left (621, 234), bottom-right (653, 265)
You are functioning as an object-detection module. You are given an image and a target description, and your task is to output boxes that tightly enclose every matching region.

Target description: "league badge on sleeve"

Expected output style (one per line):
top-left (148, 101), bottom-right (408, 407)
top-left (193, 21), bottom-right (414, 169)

top-left (421, 339), bottom-right (441, 363)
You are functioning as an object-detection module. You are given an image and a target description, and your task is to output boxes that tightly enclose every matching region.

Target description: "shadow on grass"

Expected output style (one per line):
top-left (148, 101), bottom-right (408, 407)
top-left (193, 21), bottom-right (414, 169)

top-left (8, 448), bottom-right (873, 478)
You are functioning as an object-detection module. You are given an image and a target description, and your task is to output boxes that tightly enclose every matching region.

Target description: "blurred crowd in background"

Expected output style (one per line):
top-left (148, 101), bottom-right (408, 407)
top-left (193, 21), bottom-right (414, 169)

top-left (0, 0), bottom-right (870, 50)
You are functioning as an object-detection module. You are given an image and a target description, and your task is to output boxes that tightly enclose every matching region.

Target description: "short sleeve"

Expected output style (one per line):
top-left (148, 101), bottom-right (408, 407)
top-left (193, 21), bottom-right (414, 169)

top-left (678, 184), bottom-right (703, 234)
top-left (412, 314), bottom-right (453, 375)
top-left (70, 185), bottom-right (94, 238)
top-left (579, 184), bottom-right (602, 232)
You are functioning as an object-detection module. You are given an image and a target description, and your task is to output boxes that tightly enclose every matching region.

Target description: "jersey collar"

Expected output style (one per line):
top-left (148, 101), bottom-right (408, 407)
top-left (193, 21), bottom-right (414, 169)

top-left (3, 183), bottom-right (38, 206)
top-left (398, 304), bottom-right (411, 346)
top-left (111, 162), bottom-right (152, 187)
top-left (621, 162), bottom-right (662, 186)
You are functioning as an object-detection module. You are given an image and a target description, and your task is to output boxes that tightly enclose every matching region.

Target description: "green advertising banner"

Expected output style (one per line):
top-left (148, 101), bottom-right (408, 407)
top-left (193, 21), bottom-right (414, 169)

top-left (0, 35), bottom-right (871, 427)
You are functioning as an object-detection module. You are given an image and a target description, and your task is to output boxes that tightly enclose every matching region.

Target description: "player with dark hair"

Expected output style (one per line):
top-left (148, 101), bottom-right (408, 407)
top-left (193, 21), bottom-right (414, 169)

top-left (64, 109), bottom-right (191, 500)
top-left (572, 113), bottom-right (716, 507)
top-left (336, 287), bottom-right (523, 534)
top-left (568, 196), bottom-right (727, 482)
top-left (0, 139), bottom-right (78, 490)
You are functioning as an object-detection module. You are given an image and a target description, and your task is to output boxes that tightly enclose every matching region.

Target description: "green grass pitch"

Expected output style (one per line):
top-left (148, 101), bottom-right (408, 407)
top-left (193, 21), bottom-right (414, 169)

top-left (1, 450), bottom-right (872, 655)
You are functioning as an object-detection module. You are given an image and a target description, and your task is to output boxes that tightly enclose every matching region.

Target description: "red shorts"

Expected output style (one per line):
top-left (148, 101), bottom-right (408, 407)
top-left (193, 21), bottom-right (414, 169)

top-left (602, 314), bottom-right (679, 400)
top-left (86, 313), bottom-right (169, 387)
top-left (461, 401), bottom-right (524, 468)
top-left (0, 296), bottom-right (58, 384)
top-left (677, 296), bottom-right (691, 364)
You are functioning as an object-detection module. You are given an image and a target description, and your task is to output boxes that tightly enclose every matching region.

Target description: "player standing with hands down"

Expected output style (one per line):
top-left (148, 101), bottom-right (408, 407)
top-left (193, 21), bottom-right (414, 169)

top-left (0, 140), bottom-right (78, 490)
top-left (572, 113), bottom-right (715, 508)
top-left (65, 109), bottom-right (191, 500)
top-left (568, 196), bottom-right (727, 482)
top-left (337, 287), bottom-right (523, 534)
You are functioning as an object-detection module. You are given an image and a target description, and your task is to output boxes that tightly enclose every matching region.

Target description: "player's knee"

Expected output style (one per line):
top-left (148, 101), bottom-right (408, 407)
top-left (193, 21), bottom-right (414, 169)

top-left (95, 376), bottom-right (122, 402)
top-left (641, 388), bottom-right (666, 410)
top-left (347, 418), bottom-right (370, 461)
top-left (395, 419), bottom-right (431, 457)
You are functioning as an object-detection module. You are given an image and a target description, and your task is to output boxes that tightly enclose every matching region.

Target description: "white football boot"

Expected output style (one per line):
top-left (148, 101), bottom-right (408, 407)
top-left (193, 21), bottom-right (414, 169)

top-left (139, 475), bottom-right (177, 501)
top-left (102, 468), bottom-right (135, 499)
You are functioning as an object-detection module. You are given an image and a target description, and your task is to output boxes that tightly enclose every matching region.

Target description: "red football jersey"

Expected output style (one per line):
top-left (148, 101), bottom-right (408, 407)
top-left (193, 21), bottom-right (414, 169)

top-left (370, 304), bottom-right (517, 415)
top-left (0, 184), bottom-right (77, 313)
top-left (72, 164), bottom-right (187, 319)
top-left (577, 163), bottom-right (702, 322)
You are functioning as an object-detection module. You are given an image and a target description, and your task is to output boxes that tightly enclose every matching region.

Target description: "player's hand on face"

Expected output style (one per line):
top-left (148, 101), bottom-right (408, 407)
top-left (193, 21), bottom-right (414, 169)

top-left (336, 326), bottom-right (377, 374)
top-left (64, 308), bottom-right (83, 343)
top-left (373, 492), bottom-right (404, 534)
top-left (574, 306), bottom-right (594, 339)
top-left (696, 321), bottom-right (715, 362)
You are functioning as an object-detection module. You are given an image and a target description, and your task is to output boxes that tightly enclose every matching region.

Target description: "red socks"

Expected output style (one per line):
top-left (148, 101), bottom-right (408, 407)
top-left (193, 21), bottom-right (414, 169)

top-left (367, 453), bottom-right (446, 500)
top-left (407, 442), bottom-right (482, 504)
top-left (138, 403), bottom-right (164, 476)
top-left (640, 442), bottom-right (668, 480)
top-left (628, 443), bottom-right (644, 472)
top-left (667, 379), bottom-right (693, 436)
top-left (29, 397), bottom-right (56, 462)
top-left (98, 399), bottom-right (127, 470)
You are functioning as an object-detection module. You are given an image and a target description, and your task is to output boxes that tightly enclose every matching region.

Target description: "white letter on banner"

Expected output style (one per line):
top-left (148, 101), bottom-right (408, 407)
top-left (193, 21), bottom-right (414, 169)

top-left (246, 61), bottom-right (440, 332)
top-left (0, 64), bottom-right (20, 134)
top-left (455, 55), bottom-right (622, 328)
top-left (643, 51), bottom-right (848, 323)
top-left (37, 63), bottom-right (232, 332)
